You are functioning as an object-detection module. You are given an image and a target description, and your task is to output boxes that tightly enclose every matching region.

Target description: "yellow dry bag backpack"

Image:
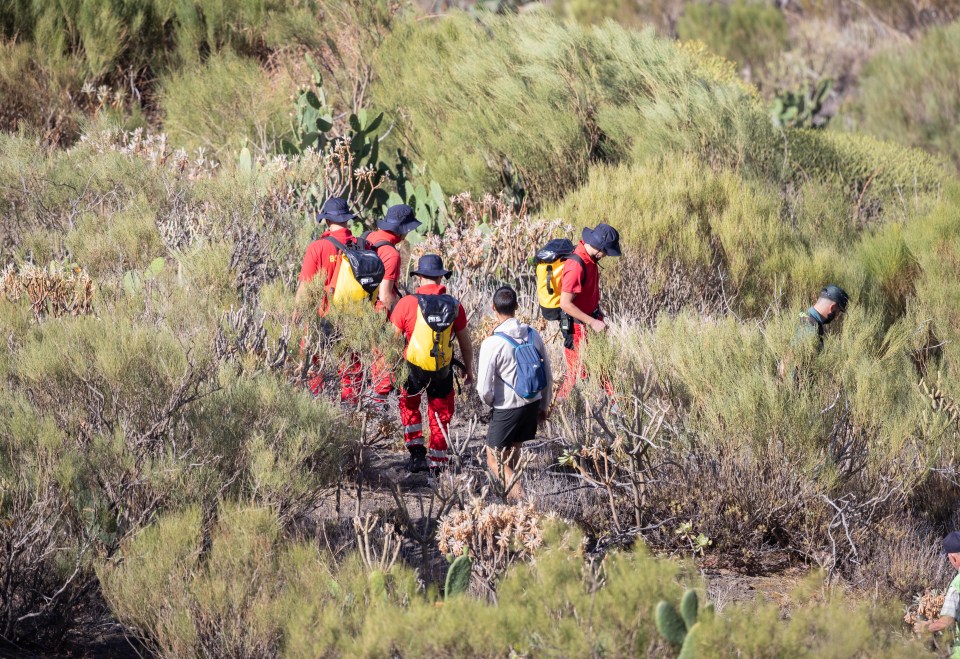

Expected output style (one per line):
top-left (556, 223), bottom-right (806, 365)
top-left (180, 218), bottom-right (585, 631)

top-left (535, 239), bottom-right (576, 321)
top-left (406, 294), bottom-right (459, 372)
top-left (323, 236), bottom-right (385, 306)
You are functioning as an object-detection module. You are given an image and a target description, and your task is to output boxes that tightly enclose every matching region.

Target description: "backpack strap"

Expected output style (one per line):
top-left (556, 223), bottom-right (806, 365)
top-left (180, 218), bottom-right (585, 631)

top-left (565, 253), bottom-right (587, 287)
top-left (493, 331), bottom-right (523, 348)
top-left (323, 236), bottom-right (350, 252)
top-left (370, 240), bottom-right (394, 250)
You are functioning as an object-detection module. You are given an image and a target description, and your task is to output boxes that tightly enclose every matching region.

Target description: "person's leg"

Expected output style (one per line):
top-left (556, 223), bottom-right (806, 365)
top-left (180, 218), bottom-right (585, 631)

top-left (370, 348), bottom-right (393, 405)
top-left (339, 351), bottom-right (363, 404)
top-left (399, 372), bottom-right (427, 471)
top-left (557, 324), bottom-right (586, 400)
top-left (485, 445), bottom-right (525, 501)
top-left (425, 371), bottom-right (455, 472)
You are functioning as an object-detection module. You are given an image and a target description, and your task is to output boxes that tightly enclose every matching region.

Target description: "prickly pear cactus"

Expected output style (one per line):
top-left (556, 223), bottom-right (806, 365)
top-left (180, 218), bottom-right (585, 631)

top-left (678, 621), bottom-right (701, 659)
top-left (444, 554), bottom-right (472, 598)
top-left (655, 600), bottom-right (688, 646)
top-left (368, 569), bottom-right (387, 600)
top-left (656, 589), bottom-right (707, 650)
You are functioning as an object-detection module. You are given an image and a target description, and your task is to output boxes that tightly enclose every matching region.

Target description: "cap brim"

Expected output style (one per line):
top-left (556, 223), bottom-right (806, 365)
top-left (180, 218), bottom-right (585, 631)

top-left (378, 219), bottom-right (422, 233)
top-left (604, 244), bottom-right (622, 257)
top-left (411, 269), bottom-right (452, 279)
top-left (318, 212), bottom-right (356, 222)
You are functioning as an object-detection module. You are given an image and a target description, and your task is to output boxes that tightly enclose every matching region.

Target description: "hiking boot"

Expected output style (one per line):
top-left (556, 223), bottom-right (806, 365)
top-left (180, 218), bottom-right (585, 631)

top-left (408, 448), bottom-right (428, 473)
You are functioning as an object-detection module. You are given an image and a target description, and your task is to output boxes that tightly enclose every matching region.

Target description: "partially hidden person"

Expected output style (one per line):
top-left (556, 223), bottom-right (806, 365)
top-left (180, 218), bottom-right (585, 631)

top-left (364, 204), bottom-right (421, 406)
top-left (295, 196), bottom-right (364, 402)
top-left (915, 531), bottom-right (960, 658)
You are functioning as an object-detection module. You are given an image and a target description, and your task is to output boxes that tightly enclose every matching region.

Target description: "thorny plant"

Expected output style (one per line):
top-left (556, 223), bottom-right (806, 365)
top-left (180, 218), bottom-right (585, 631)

top-left (0, 263), bottom-right (94, 319)
top-left (353, 514), bottom-right (403, 573)
top-left (389, 473), bottom-right (471, 580)
top-left (436, 494), bottom-right (543, 601)
top-left (557, 369), bottom-right (668, 541)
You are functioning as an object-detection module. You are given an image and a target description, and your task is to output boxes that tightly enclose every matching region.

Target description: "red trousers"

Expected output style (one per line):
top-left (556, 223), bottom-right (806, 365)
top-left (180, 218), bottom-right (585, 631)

top-left (370, 350), bottom-right (393, 402)
top-left (399, 367), bottom-right (455, 469)
top-left (557, 323), bottom-right (615, 400)
top-left (308, 352), bottom-right (363, 404)
top-left (557, 323), bottom-right (588, 400)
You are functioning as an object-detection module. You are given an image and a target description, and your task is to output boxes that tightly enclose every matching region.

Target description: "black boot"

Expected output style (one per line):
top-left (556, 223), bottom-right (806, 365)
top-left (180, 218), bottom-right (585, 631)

top-left (408, 446), bottom-right (428, 473)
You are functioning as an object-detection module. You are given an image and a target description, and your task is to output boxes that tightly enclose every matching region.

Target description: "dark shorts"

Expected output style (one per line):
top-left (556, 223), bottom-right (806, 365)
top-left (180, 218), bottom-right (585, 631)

top-left (486, 402), bottom-right (540, 449)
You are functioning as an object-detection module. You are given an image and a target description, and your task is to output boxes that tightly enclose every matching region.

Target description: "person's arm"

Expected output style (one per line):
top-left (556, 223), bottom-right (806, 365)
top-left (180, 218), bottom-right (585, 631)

top-left (927, 615), bottom-right (956, 633)
top-left (378, 279), bottom-right (400, 313)
top-left (456, 329), bottom-right (474, 386)
top-left (475, 339), bottom-right (495, 407)
top-left (560, 291), bottom-right (605, 332)
top-left (533, 330), bottom-right (553, 413)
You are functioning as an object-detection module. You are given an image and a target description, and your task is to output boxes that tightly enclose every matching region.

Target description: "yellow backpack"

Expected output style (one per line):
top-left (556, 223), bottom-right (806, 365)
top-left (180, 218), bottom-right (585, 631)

top-left (406, 294), bottom-right (459, 372)
top-left (535, 239), bottom-right (576, 321)
top-left (324, 236), bottom-right (385, 306)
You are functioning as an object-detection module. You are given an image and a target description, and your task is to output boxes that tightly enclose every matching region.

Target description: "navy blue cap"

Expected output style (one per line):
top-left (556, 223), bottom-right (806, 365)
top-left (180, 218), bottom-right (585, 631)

top-left (316, 197), bottom-right (356, 223)
top-left (378, 204), bottom-right (422, 235)
top-left (819, 284), bottom-right (849, 312)
top-left (582, 223), bottom-right (622, 257)
top-left (943, 532), bottom-right (960, 555)
top-left (411, 254), bottom-right (451, 279)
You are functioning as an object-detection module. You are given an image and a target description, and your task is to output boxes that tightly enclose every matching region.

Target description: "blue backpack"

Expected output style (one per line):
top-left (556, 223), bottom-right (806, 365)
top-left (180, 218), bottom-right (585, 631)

top-left (495, 331), bottom-right (547, 399)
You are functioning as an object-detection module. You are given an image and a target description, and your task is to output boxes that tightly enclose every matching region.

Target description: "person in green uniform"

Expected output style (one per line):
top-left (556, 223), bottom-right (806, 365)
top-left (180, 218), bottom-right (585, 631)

top-left (916, 532), bottom-right (960, 658)
top-left (797, 284), bottom-right (849, 348)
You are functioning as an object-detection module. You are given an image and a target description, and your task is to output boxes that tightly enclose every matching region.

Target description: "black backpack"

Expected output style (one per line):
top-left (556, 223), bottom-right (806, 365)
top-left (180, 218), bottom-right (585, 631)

top-left (322, 236), bottom-right (385, 301)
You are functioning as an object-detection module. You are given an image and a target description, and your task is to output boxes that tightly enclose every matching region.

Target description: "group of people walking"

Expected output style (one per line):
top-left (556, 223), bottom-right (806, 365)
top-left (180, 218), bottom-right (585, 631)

top-left (296, 196), bottom-right (621, 486)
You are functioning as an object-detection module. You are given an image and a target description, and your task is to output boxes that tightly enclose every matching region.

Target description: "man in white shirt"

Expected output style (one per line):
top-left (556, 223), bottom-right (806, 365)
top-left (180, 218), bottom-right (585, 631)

top-left (917, 531), bottom-right (960, 658)
top-left (476, 286), bottom-right (553, 500)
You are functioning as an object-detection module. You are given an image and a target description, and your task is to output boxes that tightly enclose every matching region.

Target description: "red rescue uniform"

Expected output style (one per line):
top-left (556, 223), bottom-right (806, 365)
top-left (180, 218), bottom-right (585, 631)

top-left (391, 283), bottom-right (468, 468)
top-left (557, 241), bottom-right (603, 399)
top-left (365, 229), bottom-right (405, 397)
top-left (298, 225), bottom-right (362, 403)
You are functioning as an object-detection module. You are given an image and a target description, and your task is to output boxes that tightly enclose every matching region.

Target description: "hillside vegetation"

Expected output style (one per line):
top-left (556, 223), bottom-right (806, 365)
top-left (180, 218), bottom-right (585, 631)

top-left (3, 1), bottom-right (960, 657)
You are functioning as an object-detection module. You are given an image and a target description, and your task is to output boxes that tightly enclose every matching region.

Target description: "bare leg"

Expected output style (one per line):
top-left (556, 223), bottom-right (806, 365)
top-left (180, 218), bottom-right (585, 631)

top-left (486, 446), bottom-right (525, 501)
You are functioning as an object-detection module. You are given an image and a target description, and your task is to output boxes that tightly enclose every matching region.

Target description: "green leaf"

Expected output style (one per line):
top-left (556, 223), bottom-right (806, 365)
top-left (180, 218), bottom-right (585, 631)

top-left (146, 257), bottom-right (165, 278)
top-left (238, 147), bottom-right (252, 173)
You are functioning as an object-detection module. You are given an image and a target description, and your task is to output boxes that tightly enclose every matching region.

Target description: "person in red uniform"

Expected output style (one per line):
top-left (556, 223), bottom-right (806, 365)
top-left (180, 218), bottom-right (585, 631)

top-left (391, 255), bottom-right (474, 474)
top-left (556, 223), bottom-right (621, 400)
top-left (295, 196), bottom-right (363, 402)
top-left (364, 204), bottom-right (422, 404)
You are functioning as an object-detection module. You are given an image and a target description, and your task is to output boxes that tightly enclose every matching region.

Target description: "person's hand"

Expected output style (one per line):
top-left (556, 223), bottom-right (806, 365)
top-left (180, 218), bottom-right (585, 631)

top-left (462, 371), bottom-right (474, 387)
top-left (537, 409), bottom-right (549, 425)
top-left (589, 318), bottom-right (606, 333)
top-left (913, 620), bottom-right (928, 634)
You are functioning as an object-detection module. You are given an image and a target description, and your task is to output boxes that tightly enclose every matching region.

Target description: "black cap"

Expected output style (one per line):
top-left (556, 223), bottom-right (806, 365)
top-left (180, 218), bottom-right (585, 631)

top-left (378, 204), bottom-right (422, 235)
top-left (411, 254), bottom-right (452, 279)
top-left (316, 197), bottom-right (356, 223)
top-left (943, 532), bottom-right (960, 555)
top-left (581, 223), bottom-right (622, 257)
top-left (819, 284), bottom-right (849, 312)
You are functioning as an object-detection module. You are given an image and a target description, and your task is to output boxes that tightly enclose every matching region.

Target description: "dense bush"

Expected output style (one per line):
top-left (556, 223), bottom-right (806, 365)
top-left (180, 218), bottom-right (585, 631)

top-left (373, 12), bottom-right (777, 204)
top-left (159, 52), bottom-right (297, 158)
top-left (101, 507), bottom-right (920, 657)
top-left (676, 0), bottom-right (788, 76)
top-left (848, 21), bottom-right (960, 171)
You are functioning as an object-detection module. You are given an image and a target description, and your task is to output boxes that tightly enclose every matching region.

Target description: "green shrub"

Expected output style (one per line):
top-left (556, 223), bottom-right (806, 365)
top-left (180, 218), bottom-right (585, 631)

top-left (65, 202), bottom-right (165, 277)
top-left (102, 508), bottom-right (922, 657)
top-left (848, 21), bottom-right (960, 171)
top-left (373, 12), bottom-right (776, 204)
top-left (677, 0), bottom-right (788, 75)
top-left (0, 42), bottom-right (84, 142)
top-left (160, 52), bottom-right (296, 159)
